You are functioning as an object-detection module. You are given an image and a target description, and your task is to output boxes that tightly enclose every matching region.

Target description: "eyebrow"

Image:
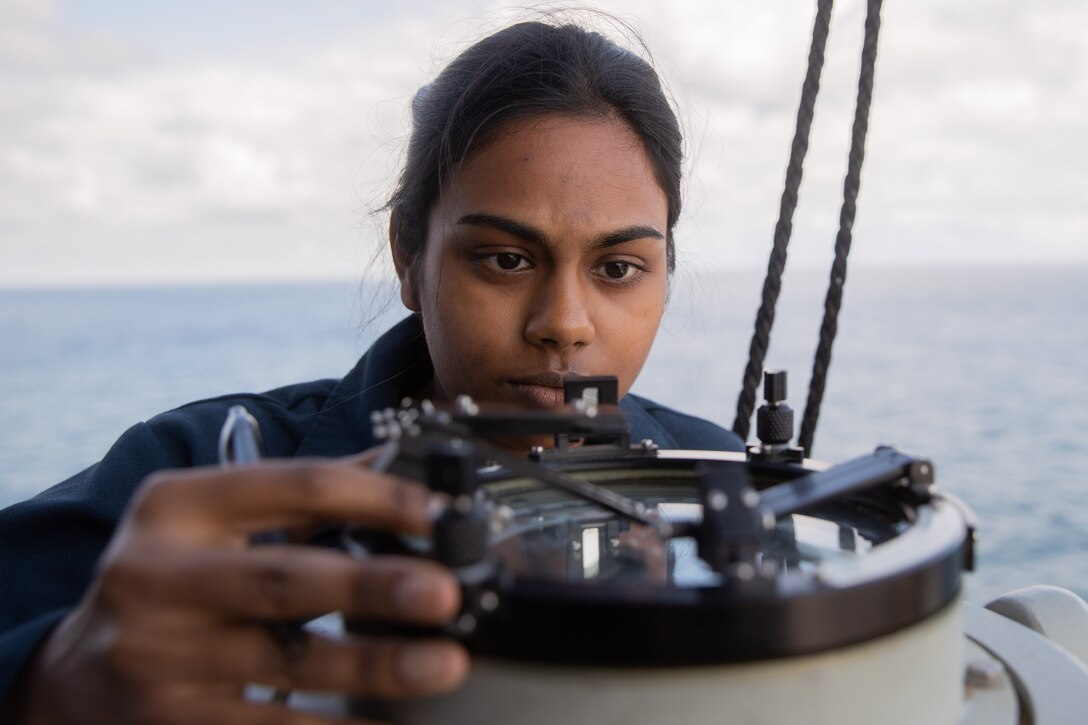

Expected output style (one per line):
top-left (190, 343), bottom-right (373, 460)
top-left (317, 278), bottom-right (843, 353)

top-left (456, 213), bottom-right (664, 250)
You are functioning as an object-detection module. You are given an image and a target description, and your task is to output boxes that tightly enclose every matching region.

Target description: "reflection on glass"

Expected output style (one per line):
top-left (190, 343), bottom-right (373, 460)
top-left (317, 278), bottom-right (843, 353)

top-left (582, 526), bottom-right (600, 579)
top-left (486, 476), bottom-right (882, 587)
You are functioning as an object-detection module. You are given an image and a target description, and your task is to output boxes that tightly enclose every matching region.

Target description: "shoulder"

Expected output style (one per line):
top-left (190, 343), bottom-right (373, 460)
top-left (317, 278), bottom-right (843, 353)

top-left (621, 393), bottom-right (746, 452)
top-left (27, 378), bottom-right (342, 517)
top-left (143, 378), bottom-right (339, 467)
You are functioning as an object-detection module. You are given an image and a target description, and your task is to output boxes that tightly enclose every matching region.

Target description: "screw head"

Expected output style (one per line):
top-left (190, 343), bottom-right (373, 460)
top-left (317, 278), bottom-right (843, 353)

top-left (479, 590), bottom-right (500, 612)
top-left (457, 613), bottom-right (478, 634)
top-left (708, 490), bottom-right (729, 511)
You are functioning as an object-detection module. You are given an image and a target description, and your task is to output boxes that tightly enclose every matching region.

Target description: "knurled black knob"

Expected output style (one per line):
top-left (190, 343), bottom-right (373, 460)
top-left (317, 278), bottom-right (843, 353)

top-left (757, 403), bottom-right (794, 445)
top-left (433, 506), bottom-right (489, 568)
top-left (756, 369), bottom-right (794, 445)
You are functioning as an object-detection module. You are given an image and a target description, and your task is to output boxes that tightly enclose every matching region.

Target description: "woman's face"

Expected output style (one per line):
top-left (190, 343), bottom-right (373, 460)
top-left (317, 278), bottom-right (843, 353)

top-left (394, 114), bottom-right (669, 437)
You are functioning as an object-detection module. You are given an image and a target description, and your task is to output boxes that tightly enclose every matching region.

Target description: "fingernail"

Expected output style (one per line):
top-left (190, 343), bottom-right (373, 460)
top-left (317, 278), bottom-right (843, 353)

top-left (396, 643), bottom-right (457, 688)
top-left (394, 574), bottom-right (447, 617)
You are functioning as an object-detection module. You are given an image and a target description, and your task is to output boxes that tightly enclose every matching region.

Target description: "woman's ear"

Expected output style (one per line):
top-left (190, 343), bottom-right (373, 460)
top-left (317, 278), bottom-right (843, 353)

top-left (390, 213), bottom-right (421, 312)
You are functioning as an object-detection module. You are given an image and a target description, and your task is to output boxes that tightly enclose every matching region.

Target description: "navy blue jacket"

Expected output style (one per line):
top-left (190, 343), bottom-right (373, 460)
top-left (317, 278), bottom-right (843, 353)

top-left (0, 315), bottom-right (743, 702)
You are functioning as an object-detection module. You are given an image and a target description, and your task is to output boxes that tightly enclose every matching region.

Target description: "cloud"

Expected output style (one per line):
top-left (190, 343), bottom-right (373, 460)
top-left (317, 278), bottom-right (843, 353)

top-left (654, 0), bottom-right (1088, 268)
top-left (0, 1), bottom-right (1085, 286)
top-left (0, 4), bottom-right (437, 285)
top-left (0, 0), bottom-right (56, 66)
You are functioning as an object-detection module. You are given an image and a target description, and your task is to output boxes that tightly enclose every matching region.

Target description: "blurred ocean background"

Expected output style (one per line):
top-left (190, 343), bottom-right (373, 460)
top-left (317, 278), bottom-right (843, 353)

top-left (1, 265), bottom-right (1085, 604)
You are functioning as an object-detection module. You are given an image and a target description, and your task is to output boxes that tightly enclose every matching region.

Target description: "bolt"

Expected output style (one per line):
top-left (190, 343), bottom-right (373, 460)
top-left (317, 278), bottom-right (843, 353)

top-left (708, 491), bottom-right (728, 511)
top-left (479, 591), bottom-right (500, 612)
top-left (457, 613), bottom-right (477, 634)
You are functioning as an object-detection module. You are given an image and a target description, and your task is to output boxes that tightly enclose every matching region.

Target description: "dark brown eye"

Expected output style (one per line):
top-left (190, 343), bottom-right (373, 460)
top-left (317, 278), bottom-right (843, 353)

top-left (603, 261), bottom-right (631, 279)
top-left (495, 253), bottom-right (523, 270)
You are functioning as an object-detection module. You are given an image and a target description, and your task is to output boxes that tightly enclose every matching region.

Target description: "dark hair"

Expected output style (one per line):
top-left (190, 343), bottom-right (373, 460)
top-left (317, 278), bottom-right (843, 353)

top-left (387, 20), bottom-right (682, 272)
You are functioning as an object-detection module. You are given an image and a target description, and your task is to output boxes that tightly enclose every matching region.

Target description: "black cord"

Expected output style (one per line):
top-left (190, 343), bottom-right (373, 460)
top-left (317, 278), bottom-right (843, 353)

top-left (732, 0), bottom-right (835, 442)
top-left (798, 0), bottom-right (884, 456)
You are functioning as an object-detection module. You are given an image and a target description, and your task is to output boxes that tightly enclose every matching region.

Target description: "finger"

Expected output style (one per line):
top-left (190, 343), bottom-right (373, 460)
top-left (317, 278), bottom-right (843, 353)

top-left (149, 692), bottom-right (385, 725)
top-left (339, 444), bottom-right (391, 469)
top-left (267, 630), bottom-right (470, 699)
top-left (168, 627), bottom-right (469, 699)
top-left (135, 461), bottom-right (438, 538)
top-left (152, 548), bottom-right (461, 623)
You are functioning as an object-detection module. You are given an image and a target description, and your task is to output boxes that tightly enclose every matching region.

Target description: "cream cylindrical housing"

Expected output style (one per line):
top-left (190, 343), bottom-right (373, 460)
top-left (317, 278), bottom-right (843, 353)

top-left (364, 599), bottom-right (963, 725)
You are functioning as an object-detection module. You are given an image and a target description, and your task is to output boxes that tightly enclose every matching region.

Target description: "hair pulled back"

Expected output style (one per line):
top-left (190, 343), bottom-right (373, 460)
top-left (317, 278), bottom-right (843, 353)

top-left (388, 20), bottom-right (682, 272)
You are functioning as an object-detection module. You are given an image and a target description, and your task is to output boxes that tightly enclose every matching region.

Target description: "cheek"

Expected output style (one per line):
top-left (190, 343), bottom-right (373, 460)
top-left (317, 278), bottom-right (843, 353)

top-left (430, 271), bottom-right (518, 342)
top-left (594, 281), bottom-right (667, 390)
top-left (420, 268), bottom-right (521, 389)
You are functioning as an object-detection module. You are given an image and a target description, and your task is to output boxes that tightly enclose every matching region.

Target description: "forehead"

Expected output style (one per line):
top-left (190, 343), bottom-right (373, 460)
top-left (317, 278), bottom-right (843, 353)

top-left (433, 115), bottom-right (668, 233)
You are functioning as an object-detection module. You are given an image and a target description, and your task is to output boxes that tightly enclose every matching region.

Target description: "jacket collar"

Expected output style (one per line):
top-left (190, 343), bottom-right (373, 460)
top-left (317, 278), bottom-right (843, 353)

top-left (294, 315), bottom-right (431, 458)
top-left (294, 314), bottom-right (676, 457)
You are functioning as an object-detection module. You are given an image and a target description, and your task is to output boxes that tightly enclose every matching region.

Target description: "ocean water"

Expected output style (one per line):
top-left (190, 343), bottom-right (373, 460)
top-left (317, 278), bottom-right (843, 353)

top-left (1, 266), bottom-right (1085, 604)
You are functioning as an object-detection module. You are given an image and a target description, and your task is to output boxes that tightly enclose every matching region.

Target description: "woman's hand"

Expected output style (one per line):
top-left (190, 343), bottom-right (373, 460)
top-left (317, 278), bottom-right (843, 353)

top-left (13, 457), bottom-right (468, 724)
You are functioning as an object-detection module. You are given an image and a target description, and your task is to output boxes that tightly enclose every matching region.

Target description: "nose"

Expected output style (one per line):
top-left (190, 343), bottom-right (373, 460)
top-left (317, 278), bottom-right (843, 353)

top-left (524, 271), bottom-right (596, 351)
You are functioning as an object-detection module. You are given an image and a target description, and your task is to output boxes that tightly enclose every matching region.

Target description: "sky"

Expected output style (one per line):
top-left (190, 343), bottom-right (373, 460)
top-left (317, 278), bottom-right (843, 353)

top-left (1, 0), bottom-right (1085, 287)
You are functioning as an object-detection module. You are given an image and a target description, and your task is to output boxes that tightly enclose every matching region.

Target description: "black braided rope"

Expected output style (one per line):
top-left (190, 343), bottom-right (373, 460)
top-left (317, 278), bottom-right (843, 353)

top-left (732, 0), bottom-right (834, 442)
top-left (798, 0), bottom-right (884, 456)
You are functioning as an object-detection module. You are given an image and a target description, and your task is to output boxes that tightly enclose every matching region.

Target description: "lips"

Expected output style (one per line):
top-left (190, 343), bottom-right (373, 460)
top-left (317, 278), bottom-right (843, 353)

top-left (505, 371), bottom-right (580, 409)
